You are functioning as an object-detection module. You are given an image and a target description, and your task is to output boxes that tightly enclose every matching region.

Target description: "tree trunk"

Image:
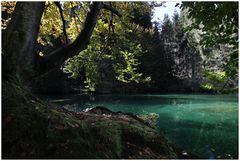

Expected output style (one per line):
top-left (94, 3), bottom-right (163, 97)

top-left (191, 51), bottom-right (195, 80)
top-left (2, 2), bottom-right (109, 85)
top-left (2, 2), bottom-right (45, 83)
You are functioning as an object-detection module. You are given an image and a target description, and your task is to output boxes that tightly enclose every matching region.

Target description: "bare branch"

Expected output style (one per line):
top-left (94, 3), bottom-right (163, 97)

top-left (150, 2), bottom-right (166, 7)
top-left (102, 4), bottom-right (122, 17)
top-left (70, 2), bottom-right (81, 33)
top-left (55, 2), bottom-right (69, 44)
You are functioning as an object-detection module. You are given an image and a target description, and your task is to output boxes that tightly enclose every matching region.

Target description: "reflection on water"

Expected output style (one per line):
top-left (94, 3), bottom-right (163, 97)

top-left (42, 94), bottom-right (238, 159)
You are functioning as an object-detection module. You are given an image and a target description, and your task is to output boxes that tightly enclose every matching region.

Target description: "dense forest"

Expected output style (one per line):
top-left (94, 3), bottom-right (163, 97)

top-left (2, 1), bottom-right (238, 159)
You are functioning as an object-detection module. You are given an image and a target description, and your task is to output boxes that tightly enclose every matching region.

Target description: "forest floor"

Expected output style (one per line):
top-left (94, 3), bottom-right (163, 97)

top-left (2, 81), bottom-right (198, 159)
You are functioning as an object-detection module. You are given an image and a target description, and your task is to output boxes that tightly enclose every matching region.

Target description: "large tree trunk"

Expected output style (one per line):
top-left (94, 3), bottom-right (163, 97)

top-left (2, 2), bottom-right (116, 86)
top-left (2, 2), bottom-right (45, 83)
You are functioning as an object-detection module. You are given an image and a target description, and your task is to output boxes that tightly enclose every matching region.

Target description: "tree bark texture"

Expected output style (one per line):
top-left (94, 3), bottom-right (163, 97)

top-left (2, 2), bottom-right (45, 82)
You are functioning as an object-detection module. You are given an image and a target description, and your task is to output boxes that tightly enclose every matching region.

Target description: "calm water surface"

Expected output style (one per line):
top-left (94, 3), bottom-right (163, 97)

top-left (44, 94), bottom-right (238, 159)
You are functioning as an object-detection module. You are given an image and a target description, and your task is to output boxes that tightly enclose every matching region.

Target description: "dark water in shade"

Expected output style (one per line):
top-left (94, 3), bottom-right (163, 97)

top-left (43, 94), bottom-right (238, 159)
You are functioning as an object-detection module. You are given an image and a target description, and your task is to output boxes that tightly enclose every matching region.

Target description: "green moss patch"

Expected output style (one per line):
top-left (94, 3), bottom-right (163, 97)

top-left (2, 82), bottom-right (179, 159)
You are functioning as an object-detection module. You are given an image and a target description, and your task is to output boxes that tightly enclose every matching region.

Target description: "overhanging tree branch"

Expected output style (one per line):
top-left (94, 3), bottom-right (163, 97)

top-left (40, 2), bottom-right (103, 72)
top-left (40, 2), bottom-right (122, 74)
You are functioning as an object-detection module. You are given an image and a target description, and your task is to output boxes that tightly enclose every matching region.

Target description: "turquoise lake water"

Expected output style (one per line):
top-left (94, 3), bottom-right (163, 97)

top-left (44, 94), bottom-right (238, 159)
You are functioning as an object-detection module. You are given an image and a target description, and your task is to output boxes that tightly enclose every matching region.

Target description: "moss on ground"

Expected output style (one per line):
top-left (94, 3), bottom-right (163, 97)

top-left (2, 82), bottom-right (179, 159)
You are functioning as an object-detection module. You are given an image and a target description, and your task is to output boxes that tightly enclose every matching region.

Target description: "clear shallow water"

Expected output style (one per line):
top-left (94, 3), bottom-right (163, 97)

top-left (43, 94), bottom-right (238, 159)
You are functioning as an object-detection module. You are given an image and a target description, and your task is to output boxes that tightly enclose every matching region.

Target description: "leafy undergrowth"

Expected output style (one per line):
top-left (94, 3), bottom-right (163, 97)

top-left (2, 81), bottom-right (186, 159)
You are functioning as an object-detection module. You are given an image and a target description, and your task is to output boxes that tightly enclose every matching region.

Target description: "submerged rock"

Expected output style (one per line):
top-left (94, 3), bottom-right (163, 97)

top-left (86, 106), bottom-right (113, 115)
